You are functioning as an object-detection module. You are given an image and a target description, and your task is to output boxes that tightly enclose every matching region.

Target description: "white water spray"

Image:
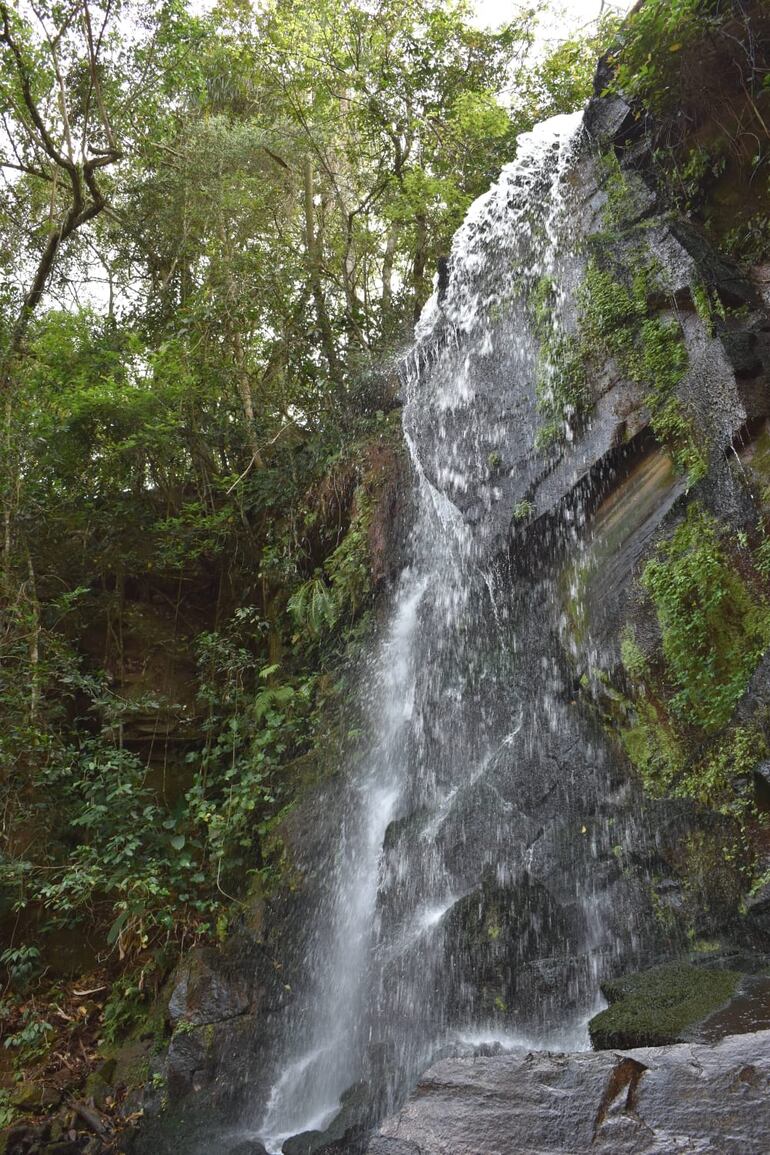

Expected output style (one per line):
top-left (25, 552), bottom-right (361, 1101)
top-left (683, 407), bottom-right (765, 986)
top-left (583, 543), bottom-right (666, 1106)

top-left (257, 110), bottom-right (638, 1153)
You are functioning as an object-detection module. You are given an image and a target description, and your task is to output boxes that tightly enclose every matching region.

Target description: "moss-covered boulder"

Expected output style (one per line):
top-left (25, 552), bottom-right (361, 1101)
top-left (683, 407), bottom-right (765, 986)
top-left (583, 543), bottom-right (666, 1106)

top-left (589, 962), bottom-right (741, 1050)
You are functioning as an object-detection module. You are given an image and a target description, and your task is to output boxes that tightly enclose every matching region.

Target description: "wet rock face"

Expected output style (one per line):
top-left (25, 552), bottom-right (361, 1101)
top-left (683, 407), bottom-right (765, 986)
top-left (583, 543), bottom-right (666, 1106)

top-left (168, 946), bottom-right (251, 1027)
top-left (404, 88), bottom-right (770, 559)
top-left (441, 876), bottom-right (572, 1024)
top-left (366, 1029), bottom-right (770, 1155)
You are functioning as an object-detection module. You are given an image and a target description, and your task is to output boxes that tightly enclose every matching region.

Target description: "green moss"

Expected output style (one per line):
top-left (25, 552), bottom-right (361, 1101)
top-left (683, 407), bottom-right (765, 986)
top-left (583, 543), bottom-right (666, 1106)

top-left (691, 282), bottom-right (725, 337)
top-left (599, 150), bottom-right (632, 231)
top-left (619, 625), bottom-right (648, 682)
top-left (681, 829), bottom-right (747, 925)
top-left (531, 274), bottom-right (590, 446)
top-left (580, 257), bottom-right (705, 482)
top-left (532, 239), bottom-right (706, 478)
top-left (589, 962), bottom-right (741, 1050)
top-left (642, 508), bottom-right (770, 733)
top-left (612, 509), bottom-right (770, 800)
top-left (685, 728), bottom-right (768, 821)
top-left (617, 694), bottom-right (685, 797)
top-left (604, 506), bottom-right (770, 895)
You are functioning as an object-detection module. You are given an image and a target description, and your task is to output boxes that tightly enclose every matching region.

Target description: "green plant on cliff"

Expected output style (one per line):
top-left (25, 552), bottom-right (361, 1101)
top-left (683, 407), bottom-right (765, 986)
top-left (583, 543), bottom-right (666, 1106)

top-left (289, 488), bottom-right (373, 644)
top-left (605, 0), bottom-right (770, 268)
top-left (616, 691), bottom-right (685, 798)
top-left (609, 508), bottom-right (770, 883)
top-left (533, 252), bottom-right (705, 475)
top-left (580, 257), bottom-right (706, 480)
top-left (531, 274), bottom-right (589, 446)
top-left (642, 508), bottom-right (770, 733)
top-left (606, 0), bottom-right (730, 114)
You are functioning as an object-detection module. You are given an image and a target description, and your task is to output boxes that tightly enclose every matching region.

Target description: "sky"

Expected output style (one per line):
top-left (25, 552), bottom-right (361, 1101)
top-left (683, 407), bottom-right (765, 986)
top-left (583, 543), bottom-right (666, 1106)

top-left (474, 0), bottom-right (636, 38)
top-left (188, 1), bottom-right (639, 37)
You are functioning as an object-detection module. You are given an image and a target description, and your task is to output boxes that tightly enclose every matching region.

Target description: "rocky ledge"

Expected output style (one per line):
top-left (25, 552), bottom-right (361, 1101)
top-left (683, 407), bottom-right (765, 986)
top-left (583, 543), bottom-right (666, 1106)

top-left (365, 1029), bottom-right (770, 1155)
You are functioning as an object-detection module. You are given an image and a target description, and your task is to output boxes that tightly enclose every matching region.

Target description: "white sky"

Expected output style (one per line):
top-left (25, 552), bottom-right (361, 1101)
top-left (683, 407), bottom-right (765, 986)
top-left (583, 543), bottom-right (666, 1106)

top-left (475, 0), bottom-right (635, 31)
top-left (190, 1), bottom-right (637, 39)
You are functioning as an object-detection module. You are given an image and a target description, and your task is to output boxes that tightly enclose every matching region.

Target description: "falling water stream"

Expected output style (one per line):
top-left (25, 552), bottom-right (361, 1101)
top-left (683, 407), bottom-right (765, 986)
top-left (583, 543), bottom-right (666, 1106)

top-left (255, 110), bottom-right (645, 1153)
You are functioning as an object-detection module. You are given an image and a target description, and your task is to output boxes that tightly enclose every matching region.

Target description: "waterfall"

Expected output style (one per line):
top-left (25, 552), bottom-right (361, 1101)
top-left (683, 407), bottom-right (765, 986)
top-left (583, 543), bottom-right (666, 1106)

top-left (255, 109), bottom-right (648, 1153)
top-left (258, 574), bottom-right (426, 1149)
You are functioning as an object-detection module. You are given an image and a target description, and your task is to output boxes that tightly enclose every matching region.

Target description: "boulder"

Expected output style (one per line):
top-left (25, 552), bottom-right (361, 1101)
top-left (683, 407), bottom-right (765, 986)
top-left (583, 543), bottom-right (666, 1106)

top-left (588, 962), bottom-right (741, 1049)
top-left (367, 1029), bottom-right (770, 1154)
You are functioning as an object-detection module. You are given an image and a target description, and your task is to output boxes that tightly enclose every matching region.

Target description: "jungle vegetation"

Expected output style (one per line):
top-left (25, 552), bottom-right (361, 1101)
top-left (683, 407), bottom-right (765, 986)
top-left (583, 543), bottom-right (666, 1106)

top-left (2, 0), bottom-right (768, 1128)
top-left (0, 0), bottom-right (620, 1090)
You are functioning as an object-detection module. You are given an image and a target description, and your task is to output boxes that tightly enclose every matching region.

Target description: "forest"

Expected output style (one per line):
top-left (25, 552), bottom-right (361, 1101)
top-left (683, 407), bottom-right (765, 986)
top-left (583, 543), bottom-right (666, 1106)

top-left (1, 1), bottom-right (770, 1153)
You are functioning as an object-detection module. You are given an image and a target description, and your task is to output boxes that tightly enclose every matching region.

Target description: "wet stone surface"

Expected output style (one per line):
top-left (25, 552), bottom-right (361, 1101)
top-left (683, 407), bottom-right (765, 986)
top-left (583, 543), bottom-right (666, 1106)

top-left (366, 1029), bottom-right (770, 1155)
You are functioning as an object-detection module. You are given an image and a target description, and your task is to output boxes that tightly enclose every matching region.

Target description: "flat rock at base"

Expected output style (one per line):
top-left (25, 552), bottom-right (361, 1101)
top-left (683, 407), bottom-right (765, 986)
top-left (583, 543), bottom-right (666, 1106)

top-left (366, 1029), bottom-right (770, 1154)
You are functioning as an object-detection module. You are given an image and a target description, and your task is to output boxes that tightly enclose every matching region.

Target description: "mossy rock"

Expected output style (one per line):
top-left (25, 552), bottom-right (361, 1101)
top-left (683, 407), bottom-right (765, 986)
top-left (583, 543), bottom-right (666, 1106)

top-left (84, 1069), bottom-right (113, 1110)
top-left (589, 962), bottom-right (741, 1050)
top-left (103, 1037), bottom-right (153, 1092)
top-left (10, 1082), bottom-right (61, 1111)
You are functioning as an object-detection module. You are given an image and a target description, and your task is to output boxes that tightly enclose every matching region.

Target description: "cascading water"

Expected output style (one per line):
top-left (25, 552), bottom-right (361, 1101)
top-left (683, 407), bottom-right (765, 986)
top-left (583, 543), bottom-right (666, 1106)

top-left (254, 109), bottom-right (655, 1153)
top-left (258, 577), bottom-right (425, 1149)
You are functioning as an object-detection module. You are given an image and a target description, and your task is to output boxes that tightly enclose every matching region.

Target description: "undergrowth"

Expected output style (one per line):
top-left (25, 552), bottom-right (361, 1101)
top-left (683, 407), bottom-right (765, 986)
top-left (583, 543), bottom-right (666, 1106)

top-left (606, 506), bottom-right (770, 875)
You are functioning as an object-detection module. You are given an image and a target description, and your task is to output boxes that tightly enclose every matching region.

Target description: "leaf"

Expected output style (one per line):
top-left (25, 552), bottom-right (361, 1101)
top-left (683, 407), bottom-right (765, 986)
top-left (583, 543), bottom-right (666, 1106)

top-left (170, 834), bottom-right (186, 851)
top-left (259, 663), bottom-right (280, 680)
top-left (107, 910), bottom-right (129, 945)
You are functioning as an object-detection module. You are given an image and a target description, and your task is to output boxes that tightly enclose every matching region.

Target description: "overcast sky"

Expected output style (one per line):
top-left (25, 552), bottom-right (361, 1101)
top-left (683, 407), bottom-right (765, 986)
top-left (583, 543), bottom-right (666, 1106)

top-left (474, 0), bottom-right (636, 40)
top-left (191, 1), bottom-right (637, 37)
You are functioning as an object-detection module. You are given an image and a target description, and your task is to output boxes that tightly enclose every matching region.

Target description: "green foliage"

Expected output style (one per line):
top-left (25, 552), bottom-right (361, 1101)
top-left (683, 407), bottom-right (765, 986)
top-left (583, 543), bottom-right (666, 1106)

top-left (688, 727), bottom-right (767, 825)
top-left (598, 149), bottom-right (633, 231)
top-left (288, 498), bottom-right (372, 642)
top-left (755, 529), bottom-right (770, 578)
top-left (619, 625), bottom-right (648, 682)
top-left (0, 1088), bottom-right (16, 1129)
top-left (607, 509), bottom-right (770, 881)
top-left (100, 977), bottom-right (153, 1046)
top-left (3, 1008), bottom-right (55, 1066)
top-left (603, 0), bottom-right (769, 273)
top-left (531, 274), bottom-right (589, 446)
top-left (668, 143), bottom-right (728, 217)
top-left (532, 251), bottom-right (704, 476)
top-left (692, 282), bottom-right (718, 335)
top-left (513, 499), bottom-right (535, 522)
top-left (723, 213), bottom-right (770, 269)
top-left (514, 11), bottom-right (622, 123)
top-left (616, 688), bottom-right (685, 797)
top-left (606, 0), bottom-right (724, 114)
top-left (0, 945), bottom-right (41, 986)
top-left (579, 257), bottom-right (705, 481)
top-left (641, 508), bottom-right (770, 732)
